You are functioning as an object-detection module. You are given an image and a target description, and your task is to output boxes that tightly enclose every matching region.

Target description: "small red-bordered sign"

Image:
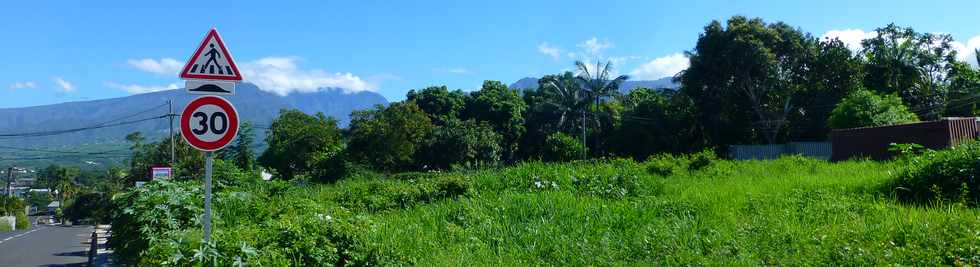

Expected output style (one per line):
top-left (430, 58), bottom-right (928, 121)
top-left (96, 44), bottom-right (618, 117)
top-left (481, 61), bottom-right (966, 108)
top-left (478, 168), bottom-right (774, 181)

top-left (181, 96), bottom-right (239, 151)
top-left (179, 28), bottom-right (243, 81)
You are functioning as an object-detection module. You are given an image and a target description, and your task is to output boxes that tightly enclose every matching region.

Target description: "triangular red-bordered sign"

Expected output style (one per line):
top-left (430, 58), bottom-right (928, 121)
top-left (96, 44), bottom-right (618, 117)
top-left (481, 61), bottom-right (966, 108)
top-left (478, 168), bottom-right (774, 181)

top-left (179, 28), bottom-right (243, 81)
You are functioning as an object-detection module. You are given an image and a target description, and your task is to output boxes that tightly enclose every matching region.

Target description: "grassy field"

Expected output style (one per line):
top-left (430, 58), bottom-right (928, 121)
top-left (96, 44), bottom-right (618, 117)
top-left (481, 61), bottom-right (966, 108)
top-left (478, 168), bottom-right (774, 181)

top-left (112, 156), bottom-right (980, 265)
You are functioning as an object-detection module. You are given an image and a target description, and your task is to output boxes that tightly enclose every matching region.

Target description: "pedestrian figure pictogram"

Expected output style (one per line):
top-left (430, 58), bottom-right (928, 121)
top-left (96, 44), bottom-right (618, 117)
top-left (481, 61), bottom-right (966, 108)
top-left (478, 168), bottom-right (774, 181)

top-left (180, 28), bottom-right (243, 81)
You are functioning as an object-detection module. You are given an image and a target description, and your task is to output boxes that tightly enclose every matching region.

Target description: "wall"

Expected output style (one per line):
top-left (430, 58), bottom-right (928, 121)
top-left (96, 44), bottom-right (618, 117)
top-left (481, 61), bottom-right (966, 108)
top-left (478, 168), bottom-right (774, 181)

top-left (729, 142), bottom-right (832, 160)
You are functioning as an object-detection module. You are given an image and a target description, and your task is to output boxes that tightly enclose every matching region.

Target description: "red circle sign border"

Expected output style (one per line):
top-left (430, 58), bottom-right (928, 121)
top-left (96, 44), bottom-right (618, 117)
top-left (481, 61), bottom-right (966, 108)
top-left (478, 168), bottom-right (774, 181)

top-left (180, 95), bottom-right (239, 151)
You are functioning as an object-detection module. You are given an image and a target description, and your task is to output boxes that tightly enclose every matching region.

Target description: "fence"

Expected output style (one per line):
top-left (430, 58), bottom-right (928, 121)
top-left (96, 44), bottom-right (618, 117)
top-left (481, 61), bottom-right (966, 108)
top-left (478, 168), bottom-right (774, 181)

top-left (729, 142), bottom-right (832, 160)
top-left (830, 117), bottom-right (977, 161)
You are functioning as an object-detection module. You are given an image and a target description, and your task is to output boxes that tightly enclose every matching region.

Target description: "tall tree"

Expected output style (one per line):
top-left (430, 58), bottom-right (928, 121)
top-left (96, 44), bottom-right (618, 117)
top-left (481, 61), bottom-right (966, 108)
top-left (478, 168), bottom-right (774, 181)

top-left (520, 72), bottom-right (589, 160)
top-left (790, 38), bottom-right (864, 140)
top-left (406, 86), bottom-right (466, 126)
top-left (462, 81), bottom-right (527, 162)
top-left (347, 102), bottom-right (434, 172)
top-left (944, 61), bottom-right (980, 116)
top-left (221, 122), bottom-right (256, 171)
top-left (861, 23), bottom-right (957, 120)
top-left (610, 88), bottom-right (702, 159)
top-left (258, 110), bottom-right (342, 180)
top-left (575, 60), bottom-right (628, 153)
top-left (679, 16), bottom-right (816, 145)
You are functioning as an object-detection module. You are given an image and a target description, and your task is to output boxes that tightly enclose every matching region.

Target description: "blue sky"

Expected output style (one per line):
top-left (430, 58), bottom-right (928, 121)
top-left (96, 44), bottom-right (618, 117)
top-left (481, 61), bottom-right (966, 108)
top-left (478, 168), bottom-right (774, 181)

top-left (2, 0), bottom-right (979, 108)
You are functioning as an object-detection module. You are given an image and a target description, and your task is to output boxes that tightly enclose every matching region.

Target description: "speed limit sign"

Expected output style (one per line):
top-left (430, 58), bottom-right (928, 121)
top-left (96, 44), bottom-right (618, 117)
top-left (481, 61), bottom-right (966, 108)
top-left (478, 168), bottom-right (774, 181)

top-left (180, 95), bottom-right (239, 151)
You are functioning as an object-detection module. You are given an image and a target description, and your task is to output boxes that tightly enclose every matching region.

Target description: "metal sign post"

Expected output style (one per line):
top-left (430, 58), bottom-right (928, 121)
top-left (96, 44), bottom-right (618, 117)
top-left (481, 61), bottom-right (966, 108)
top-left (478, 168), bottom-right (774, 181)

top-left (203, 152), bottom-right (213, 243)
top-left (179, 27), bottom-right (243, 246)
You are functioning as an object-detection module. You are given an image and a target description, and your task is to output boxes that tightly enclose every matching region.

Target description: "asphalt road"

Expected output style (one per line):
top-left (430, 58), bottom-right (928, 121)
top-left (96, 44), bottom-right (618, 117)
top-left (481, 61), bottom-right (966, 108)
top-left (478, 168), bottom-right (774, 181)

top-left (0, 224), bottom-right (93, 267)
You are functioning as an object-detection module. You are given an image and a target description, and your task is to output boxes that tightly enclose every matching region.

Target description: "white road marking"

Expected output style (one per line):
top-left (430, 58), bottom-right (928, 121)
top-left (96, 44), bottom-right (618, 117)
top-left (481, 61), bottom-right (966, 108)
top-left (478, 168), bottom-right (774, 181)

top-left (0, 227), bottom-right (42, 244)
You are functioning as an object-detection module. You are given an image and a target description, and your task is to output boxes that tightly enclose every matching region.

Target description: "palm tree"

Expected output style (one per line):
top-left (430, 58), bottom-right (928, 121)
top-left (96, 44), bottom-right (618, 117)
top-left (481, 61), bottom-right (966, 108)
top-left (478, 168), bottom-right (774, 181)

top-left (53, 168), bottom-right (77, 205)
top-left (975, 48), bottom-right (979, 66)
top-left (540, 72), bottom-right (589, 132)
top-left (574, 60), bottom-right (628, 155)
top-left (540, 72), bottom-right (590, 159)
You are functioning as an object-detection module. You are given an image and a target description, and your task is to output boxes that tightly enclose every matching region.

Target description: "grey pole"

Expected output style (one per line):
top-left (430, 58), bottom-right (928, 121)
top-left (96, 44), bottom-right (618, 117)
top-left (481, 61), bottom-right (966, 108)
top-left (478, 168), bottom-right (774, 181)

top-left (203, 152), bottom-right (213, 243)
top-left (5, 167), bottom-right (12, 196)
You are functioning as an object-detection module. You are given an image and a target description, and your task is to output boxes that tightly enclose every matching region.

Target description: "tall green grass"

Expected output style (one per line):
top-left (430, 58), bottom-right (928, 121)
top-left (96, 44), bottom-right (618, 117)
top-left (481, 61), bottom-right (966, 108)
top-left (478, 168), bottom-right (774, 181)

top-left (112, 156), bottom-right (980, 265)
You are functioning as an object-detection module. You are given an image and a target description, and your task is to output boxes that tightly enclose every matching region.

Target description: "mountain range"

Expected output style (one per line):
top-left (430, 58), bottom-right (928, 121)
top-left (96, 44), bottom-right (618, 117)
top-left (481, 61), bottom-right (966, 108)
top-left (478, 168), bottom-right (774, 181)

top-left (0, 83), bottom-right (388, 149)
top-left (0, 76), bottom-right (678, 152)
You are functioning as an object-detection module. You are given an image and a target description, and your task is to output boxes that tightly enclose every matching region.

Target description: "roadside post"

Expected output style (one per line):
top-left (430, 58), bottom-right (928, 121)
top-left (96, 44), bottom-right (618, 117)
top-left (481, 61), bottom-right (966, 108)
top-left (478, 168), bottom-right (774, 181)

top-left (178, 28), bottom-right (243, 243)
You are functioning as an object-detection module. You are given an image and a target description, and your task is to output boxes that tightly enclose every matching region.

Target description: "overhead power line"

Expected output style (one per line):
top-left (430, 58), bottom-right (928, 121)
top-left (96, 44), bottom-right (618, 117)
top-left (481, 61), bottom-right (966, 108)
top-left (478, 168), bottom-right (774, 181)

top-left (0, 154), bottom-right (130, 162)
top-left (0, 145), bottom-right (129, 156)
top-left (93, 102), bottom-right (169, 127)
top-left (0, 115), bottom-right (167, 139)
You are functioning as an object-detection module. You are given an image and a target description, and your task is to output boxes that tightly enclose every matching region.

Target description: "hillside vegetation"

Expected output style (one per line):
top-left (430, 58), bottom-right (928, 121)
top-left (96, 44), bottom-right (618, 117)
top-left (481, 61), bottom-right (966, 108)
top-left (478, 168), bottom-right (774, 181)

top-left (109, 154), bottom-right (980, 266)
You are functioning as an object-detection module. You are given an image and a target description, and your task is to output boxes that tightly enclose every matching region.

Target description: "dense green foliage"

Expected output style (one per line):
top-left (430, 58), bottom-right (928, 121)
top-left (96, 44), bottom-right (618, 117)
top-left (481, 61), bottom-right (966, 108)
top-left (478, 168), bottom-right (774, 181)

top-left (0, 195), bottom-right (28, 230)
top-left (109, 153), bottom-right (980, 265)
top-left (861, 24), bottom-right (957, 120)
top-left (239, 16), bottom-right (980, 176)
top-left (90, 14), bottom-right (980, 265)
top-left (406, 86), bottom-right (467, 125)
top-left (892, 142), bottom-right (980, 204)
top-left (611, 88), bottom-right (701, 158)
top-left (347, 101), bottom-right (434, 172)
top-left (827, 90), bottom-right (919, 129)
top-left (462, 81), bottom-right (528, 161)
top-left (219, 122), bottom-right (257, 171)
top-left (259, 110), bottom-right (343, 180)
top-left (541, 132), bottom-right (585, 162)
top-left (63, 191), bottom-right (112, 224)
top-left (417, 119), bottom-right (502, 170)
top-left (0, 195), bottom-right (25, 215)
top-left (125, 131), bottom-right (205, 183)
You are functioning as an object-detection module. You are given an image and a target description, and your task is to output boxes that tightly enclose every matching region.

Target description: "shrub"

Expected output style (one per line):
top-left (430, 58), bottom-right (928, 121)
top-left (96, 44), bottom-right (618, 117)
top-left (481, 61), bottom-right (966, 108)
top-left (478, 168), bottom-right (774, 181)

top-left (212, 159), bottom-right (261, 188)
top-left (542, 132), bottom-right (586, 162)
top-left (0, 220), bottom-right (10, 232)
top-left (0, 195), bottom-right (25, 216)
top-left (645, 149), bottom-right (717, 176)
top-left (347, 101), bottom-right (435, 172)
top-left (259, 109), bottom-right (344, 180)
top-left (892, 142), bottom-right (980, 204)
top-left (14, 211), bottom-right (28, 230)
top-left (63, 192), bottom-right (112, 224)
top-left (828, 89), bottom-right (919, 129)
top-left (336, 174), bottom-right (470, 212)
top-left (416, 119), bottom-right (503, 170)
top-left (108, 181), bottom-right (202, 265)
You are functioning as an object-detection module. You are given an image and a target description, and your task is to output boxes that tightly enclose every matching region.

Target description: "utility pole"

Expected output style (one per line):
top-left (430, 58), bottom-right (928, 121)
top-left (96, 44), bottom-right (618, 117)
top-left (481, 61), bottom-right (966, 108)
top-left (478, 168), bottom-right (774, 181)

top-left (581, 110), bottom-right (587, 160)
top-left (5, 167), bottom-right (13, 197)
top-left (169, 99), bottom-right (175, 165)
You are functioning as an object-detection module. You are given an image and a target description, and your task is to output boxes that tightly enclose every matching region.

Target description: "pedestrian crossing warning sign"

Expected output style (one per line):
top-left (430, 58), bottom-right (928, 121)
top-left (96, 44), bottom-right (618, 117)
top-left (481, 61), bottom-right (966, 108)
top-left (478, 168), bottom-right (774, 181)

top-left (180, 28), bottom-right (243, 81)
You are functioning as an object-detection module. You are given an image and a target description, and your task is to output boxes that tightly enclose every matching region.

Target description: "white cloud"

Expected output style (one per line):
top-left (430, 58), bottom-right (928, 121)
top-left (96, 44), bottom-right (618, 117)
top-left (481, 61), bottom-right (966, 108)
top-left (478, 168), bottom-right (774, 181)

top-left (127, 58), bottom-right (183, 75)
top-left (952, 35), bottom-right (980, 67)
top-left (105, 82), bottom-right (179, 94)
top-left (239, 57), bottom-right (375, 96)
top-left (629, 53), bottom-right (689, 80)
top-left (537, 42), bottom-right (562, 60)
top-left (821, 29), bottom-right (877, 52)
top-left (8, 81), bottom-right (36, 90)
top-left (577, 37), bottom-right (612, 56)
top-left (436, 68), bottom-right (471, 75)
top-left (52, 77), bottom-right (75, 93)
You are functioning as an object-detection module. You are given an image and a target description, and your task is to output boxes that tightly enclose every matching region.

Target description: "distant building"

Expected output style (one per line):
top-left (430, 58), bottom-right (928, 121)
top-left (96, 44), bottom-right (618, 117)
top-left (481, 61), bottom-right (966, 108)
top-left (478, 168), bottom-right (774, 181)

top-left (47, 201), bottom-right (60, 214)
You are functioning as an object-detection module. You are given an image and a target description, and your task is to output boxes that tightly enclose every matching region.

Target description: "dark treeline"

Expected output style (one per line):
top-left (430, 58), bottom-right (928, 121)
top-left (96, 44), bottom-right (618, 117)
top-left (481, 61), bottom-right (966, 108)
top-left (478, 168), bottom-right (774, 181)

top-left (119, 16), bottom-right (980, 183)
